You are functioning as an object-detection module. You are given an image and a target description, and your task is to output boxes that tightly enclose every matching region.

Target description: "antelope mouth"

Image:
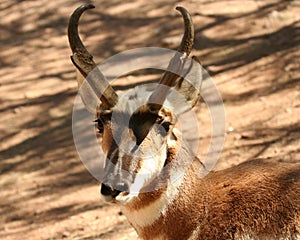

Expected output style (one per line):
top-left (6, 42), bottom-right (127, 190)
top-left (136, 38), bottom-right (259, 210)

top-left (101, 192), bottom-right (133, 205)
top-left (100, 182), bottom-right (133, 204)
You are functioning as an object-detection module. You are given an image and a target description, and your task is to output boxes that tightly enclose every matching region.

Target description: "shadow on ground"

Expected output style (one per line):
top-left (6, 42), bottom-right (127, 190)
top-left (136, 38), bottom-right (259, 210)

top-left (0, 0), bottom-right (299, 239)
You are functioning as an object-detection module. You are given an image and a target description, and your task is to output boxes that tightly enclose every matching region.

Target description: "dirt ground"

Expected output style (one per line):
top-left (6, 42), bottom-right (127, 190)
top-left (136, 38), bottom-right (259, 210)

top-left (1, 0), bottom-right (300, 239)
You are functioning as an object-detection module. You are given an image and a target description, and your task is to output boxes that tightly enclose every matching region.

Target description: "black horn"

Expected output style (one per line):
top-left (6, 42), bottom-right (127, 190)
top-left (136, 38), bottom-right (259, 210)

top-left (176, 6), bottom-right (194, 55)
top-left (147, 6), bottom-right (196, 111)
top-left (68, 4), bottom-right (118, 109)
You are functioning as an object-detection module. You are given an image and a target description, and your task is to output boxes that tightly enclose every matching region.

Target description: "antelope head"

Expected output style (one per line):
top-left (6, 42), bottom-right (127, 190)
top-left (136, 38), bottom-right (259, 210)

top-left (68, 4), bottom-right (203, 204)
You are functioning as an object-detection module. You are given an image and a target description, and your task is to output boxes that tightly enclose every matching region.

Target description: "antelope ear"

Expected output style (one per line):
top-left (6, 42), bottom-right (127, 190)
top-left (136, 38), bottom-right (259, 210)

top-left (76, 69), bottom-right (100, 113)
top-left (172, 56), bottom-right (203, 112)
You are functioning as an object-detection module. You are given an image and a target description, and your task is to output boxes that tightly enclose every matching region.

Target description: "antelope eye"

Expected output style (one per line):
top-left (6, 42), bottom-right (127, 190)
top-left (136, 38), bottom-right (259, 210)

top-left (95, 110), bottom-right (112, 134)
top-left (161, 121), bottom-right (171, 132)
top-left (157, 121), bottom-right (172, 137)
top-left (94, 119), bottom-right (104, 134)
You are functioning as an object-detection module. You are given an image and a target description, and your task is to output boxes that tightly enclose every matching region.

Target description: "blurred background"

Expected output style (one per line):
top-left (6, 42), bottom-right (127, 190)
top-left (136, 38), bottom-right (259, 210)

top-left (1, 0), bottom-right (299, 239)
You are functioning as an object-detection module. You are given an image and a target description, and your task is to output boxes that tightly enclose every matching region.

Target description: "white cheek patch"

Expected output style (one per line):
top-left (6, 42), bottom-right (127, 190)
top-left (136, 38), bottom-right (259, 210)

top-left (115, 147), bottom-right (167, 204)
top-left (124, 129), bottom-right (181, 197)
top-left (122, 130), bottom-right (184, 227)
top-left (122, 175), bottom-right (183, 228)
top-left (130, 149), bottom-right (167, 194)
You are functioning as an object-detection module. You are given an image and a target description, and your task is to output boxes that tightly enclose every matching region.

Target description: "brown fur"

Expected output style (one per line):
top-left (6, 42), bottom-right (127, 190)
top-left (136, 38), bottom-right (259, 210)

top-left (129, 157), bottom-right (300, 240)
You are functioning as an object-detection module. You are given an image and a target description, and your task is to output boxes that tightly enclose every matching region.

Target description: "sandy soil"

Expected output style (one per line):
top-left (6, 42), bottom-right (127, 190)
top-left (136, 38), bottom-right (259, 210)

top-left (1, 0), bottom-right (300, 239)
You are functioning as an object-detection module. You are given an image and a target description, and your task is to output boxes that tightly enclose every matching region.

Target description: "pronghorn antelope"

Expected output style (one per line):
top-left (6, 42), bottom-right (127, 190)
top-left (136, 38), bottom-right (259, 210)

top-left (68, 4), bottom-right (300, 240)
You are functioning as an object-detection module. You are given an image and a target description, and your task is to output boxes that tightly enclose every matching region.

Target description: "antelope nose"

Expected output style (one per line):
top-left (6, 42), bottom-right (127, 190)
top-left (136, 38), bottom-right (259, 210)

top-left (101, 182), bottom-right (129, 198)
